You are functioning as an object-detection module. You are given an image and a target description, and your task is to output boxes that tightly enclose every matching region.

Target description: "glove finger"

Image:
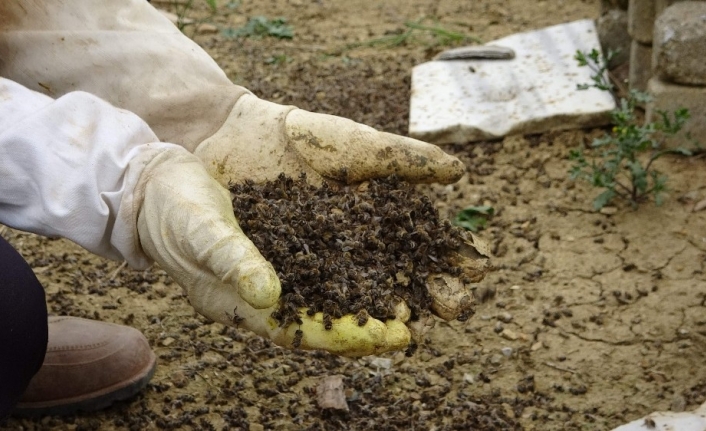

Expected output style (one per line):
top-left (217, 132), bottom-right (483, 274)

top-left (137, 150), bottom-right (281, 310)
top-left (427, 274), bottom-right (473, 321)
top-left (427, 232), bottom-right (491, 320)
top-left (285, 109), bottom-right (465, 184)
top-left (272, 313), bottom-right (411, 357)
top-left (199, 223), bottom-right (281, 310)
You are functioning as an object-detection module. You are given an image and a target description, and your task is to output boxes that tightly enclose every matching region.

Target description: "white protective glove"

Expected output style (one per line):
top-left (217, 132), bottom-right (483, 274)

top-left (0, 0), bottom-right (489, 353)
top-left (0, 78), bottom-right (410, 356)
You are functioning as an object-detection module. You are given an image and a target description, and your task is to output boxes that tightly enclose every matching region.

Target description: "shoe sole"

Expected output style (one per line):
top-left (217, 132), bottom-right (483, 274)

top-left (11, 352), bottom-right (157, 417)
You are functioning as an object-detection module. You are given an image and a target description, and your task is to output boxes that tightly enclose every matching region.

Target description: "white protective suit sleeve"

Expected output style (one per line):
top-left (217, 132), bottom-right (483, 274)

top-left (0, 77), bottom-right (179, 268)
top-left (0, 0), bottom-right (247, 151)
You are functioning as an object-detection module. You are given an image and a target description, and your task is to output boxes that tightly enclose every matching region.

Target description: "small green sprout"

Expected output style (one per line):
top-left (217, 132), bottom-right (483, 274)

top-left (222, 16), bottom-right (294, 40)
top-left (453, 206), bottom-right (494, 232)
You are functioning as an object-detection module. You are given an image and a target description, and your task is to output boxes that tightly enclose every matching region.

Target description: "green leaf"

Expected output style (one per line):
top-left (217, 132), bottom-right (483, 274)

top-left (629, 90), bottom-right (652, 105)
top-left (203, 0), bottom-right (217, 11)
top-left (593, 189), bottom-right (615, 210)
top-left (604, 48), bottom-right (618, 64)
top-left (223, 16), bottom-right (294, 39)
top-left (672, 147), bottom-right (693, 156)
top-left (574, 50), bottom-right (588, 66)
top-left (453, 206), bottom-right (495, 232)
top-left (574, 49), bottom-right (613, 92)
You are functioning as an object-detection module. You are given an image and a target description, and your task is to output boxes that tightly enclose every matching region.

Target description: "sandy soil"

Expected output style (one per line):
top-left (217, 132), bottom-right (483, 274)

top-left (3, 0), bottom-right (706, 430)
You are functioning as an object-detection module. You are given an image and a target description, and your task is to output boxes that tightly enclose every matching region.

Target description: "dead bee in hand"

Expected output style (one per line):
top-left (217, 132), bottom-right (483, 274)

top-left (292, 329), bottom-right (304, 348)
top-left (323, 313), bottom-right (333, 330)
top-left (230, 174), bottom-right (484, 336)
top-left (355, 309), bottom-right (369, 327)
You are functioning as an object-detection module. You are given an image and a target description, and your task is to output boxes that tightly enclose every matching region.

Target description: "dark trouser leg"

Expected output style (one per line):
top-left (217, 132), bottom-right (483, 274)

top-left (0, 234), bottom-right (48, 419)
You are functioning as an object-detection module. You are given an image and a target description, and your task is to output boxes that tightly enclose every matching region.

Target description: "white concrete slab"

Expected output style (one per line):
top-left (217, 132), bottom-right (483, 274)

top-left (409, 19), bottom-right (617, 144)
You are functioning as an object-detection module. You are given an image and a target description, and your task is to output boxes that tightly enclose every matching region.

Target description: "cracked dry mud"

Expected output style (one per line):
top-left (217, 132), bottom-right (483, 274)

top-left (2, 0), bottom-right (706, 430)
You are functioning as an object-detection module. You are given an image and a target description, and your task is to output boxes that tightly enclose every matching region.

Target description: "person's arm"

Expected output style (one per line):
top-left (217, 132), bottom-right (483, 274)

top-left (0, 77), bottom-right (170, 266)
top-left (0, 0), bottom-right (243, 151)
top-left (0, 78), bottom-right (410, 356)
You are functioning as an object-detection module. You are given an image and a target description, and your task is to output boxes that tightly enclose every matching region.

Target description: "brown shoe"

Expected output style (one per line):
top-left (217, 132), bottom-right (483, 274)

top-left (12, 316), bottom-right (157, 416)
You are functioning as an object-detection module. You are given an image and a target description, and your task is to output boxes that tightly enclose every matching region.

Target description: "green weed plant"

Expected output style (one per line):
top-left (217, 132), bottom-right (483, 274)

top-left (222, 16), bottom-right (294, 39)
top-left (344, 18), bottom-right (481, 51)
top-left (569, 49), bottom-right (694, 210)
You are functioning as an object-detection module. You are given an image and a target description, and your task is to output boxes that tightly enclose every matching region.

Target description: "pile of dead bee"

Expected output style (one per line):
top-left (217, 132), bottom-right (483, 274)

top-left (230, 174), bottom-right (473, 331)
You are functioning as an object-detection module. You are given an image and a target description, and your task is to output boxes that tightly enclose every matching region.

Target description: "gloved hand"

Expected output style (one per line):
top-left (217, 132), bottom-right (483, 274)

top-left (136, 97), bottom-right (491, 355)
top-left (136, 149), bottom-right (414, 356)
top-left (192, 93), bottom-right (490, 334)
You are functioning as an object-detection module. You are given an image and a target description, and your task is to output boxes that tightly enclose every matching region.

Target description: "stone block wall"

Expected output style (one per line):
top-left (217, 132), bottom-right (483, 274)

top-left (601, 0), bottom-right (706, 146)
top-left (646, 2), bottom-right (706, 147)
top-left (627, 0), bottom-right (655, 91)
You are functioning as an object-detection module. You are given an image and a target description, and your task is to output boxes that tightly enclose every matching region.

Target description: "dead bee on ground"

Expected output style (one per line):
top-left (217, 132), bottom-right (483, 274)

top-left (225, 307), bottom-right (245, 327)
top-left (405, 342), bottom-right (418, 357)
top-left (456, 308), bottom-right (474, 322)
top-left (292, 329), bottom-right (304, 348)
top-left (643, 418), bottom-right (656, 429)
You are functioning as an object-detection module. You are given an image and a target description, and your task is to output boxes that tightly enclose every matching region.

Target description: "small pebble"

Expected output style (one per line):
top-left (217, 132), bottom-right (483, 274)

top-left (501, 329), bottom-right (518, 341)
top-left (694, 198), bottom-right (706, 212)
top-left (489, 354), bottom-right (503, 366)
top-left (161, 337), bottom-right (176, 347)
top-left (197, 23), bottom-right (219, 34)
top-left (497, 312), bottom-right (513, 323)
top-left (368, 357), bottom-right (392, 370)
top-left (501, 347), bottom-right (514, 357)
top-left (316, 375), bottom-right (349, 411)
top-left (671, 395), bottom-right (686, 412)
top-left (170, 370), bottom-right (189, 388)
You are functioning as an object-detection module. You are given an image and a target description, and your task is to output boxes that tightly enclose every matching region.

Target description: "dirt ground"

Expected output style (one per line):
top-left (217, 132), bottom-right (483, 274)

top-left (3, 0), bottom-right (706, 430)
